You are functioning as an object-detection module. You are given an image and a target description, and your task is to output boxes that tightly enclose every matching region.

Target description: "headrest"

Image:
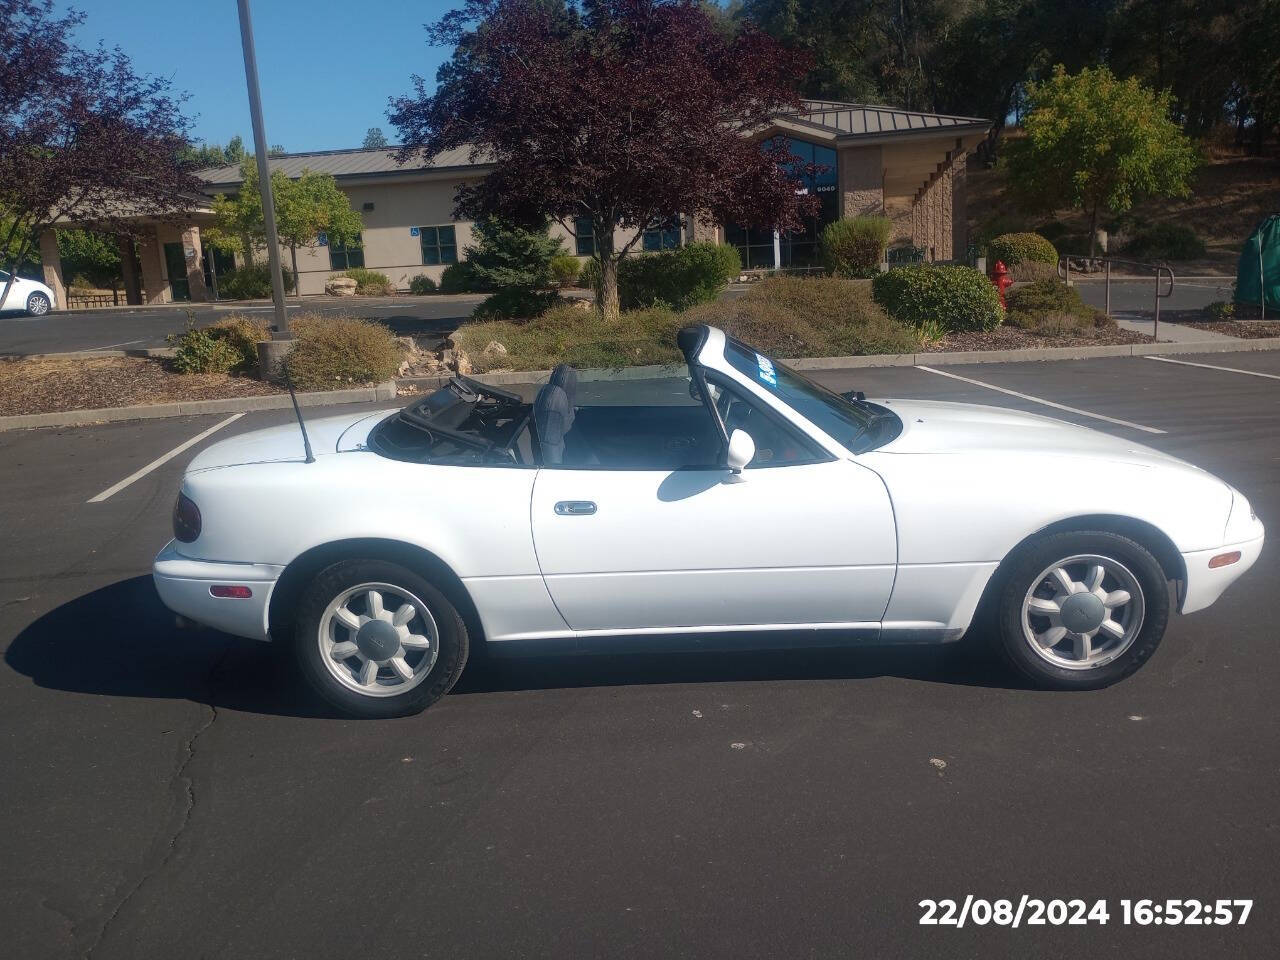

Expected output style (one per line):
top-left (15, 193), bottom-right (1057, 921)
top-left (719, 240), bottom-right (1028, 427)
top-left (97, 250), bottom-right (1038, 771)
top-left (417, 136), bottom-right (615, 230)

top-left (534, 384), bottom-right (571, 465)
top-left (549, 364), bottom-right (578, 429)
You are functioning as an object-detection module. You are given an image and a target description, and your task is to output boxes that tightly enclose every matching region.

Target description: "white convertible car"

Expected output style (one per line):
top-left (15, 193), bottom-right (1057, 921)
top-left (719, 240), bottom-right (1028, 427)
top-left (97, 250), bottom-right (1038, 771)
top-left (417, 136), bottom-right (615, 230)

top-left (154, 325), bottom-right (1263, 717)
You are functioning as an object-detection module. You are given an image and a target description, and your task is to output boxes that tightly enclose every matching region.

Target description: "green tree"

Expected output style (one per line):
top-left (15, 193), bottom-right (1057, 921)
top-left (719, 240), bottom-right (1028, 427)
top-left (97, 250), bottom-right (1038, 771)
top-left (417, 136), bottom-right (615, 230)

top-left (183, 135), bottom-right (249, 168)
top-left (56, 229), bottom-right (121, 289)
top-left (1007, 65), bottom-right (1200, 257)
top-left (463, 217), bottom-right (563, 290)
top-left (204, 159), bottom-right (362, 293)
top-left (362, 127), bottom-right (389, 149)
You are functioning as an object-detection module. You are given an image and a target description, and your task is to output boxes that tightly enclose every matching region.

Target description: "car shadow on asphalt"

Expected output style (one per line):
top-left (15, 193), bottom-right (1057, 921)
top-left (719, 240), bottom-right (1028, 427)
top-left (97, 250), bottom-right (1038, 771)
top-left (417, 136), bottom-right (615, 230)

top-left (5, 576), bottom-right (1030, 718)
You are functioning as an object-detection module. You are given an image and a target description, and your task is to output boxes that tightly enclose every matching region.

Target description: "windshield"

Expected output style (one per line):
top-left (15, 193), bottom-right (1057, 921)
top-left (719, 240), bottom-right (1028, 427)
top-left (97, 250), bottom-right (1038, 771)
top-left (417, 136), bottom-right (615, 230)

top-left (720, 337), bottom-right (896, 453)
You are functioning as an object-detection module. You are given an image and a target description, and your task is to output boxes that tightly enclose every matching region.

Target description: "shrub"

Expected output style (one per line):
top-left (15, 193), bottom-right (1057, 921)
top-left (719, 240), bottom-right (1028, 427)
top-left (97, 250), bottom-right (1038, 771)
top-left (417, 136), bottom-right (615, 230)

top-left (819, 216), bottom-right (891, 277)
top-left (285, 314), bottom-right (401, 388)
top-left (1004, 278), bottom-right (1111, 334)
top-left (454, 303), bottom-right (685, 372)
top-left (439, 260), bottom-right (484, 294)
top-left (987, 232), bottom-right (1058, 266)
top-left (168, 315), bottom-right (270, 374)
top-left (1006, 260), bottom-right (1059, 283)
top-left (1204, 300), bottom-right (1234, 321)
top-left (464, 217), bottom-right (563, 289)
top-left (550, 253), bottom-right (582, 288)
top-left (872, 265), bottom-right (1004, 332)
top-left (1123, 222), bottom-right (1206, 260)
top-left (972, 214), bottom-right (1028, 251)
top-left (684, 275), bottom-right (917, 356)
top-left (578, 257), bottom-right (600, 295)
top-left (408, 274), bottom-right (437, 295)
top-left (218, 264), bottom-right (295, 300)
top-left (339, 267), bottom-right (394, 296)
top-left (207, 315), bottom-right (271, 369)
top-left (471, 287), bottom-right (561, 321)
top-left (616, 242), bottom-right (741, 310)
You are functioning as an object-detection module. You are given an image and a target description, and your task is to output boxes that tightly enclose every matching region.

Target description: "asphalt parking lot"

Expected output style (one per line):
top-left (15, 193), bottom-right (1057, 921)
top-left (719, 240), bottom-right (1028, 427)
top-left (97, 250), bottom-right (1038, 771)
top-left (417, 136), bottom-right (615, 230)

top-left (2, 351), bottom-right (1278, 959)
top-left (0, 294), bottom-right (484, 355)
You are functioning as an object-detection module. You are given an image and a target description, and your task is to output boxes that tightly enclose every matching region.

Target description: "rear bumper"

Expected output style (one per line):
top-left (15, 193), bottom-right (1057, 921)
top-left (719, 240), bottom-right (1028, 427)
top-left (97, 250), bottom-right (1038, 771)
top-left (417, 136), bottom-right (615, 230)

top-left (1179, 530), bottom-right (1265, 615)
top-left (152, 541), bottom-right (282, 641)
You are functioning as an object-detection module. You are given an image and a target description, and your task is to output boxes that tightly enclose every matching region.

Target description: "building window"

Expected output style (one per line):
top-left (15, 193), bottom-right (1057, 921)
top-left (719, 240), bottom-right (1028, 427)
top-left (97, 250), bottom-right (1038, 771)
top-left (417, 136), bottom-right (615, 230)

top-left (573, 216), bottom-right (596, 256)
top-left (419, 225), bottom-right (458, 265)
top-left (642, 217), bottom-right (682, 251)
top-left (727, 138), bottom-right (838, 269)
top-left (329, 233), bottom-right (365, 270)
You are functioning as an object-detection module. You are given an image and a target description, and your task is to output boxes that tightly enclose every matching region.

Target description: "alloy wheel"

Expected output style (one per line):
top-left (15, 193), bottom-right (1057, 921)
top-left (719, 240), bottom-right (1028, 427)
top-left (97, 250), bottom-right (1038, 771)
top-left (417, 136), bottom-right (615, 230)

top-left (1020, 554), bottom-right (1145, 670)
top-left (317, 581), bottom-right (439, 697)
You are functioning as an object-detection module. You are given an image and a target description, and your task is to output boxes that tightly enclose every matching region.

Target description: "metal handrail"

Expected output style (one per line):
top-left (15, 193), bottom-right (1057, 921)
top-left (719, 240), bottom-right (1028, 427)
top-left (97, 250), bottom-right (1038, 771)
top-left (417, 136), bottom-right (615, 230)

top-left (1057, 255), bottom-right (1176, 341)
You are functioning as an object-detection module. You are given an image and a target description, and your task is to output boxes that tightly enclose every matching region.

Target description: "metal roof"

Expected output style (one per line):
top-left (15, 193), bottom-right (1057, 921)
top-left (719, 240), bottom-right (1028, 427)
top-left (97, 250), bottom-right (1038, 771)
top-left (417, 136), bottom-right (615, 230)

top-left (198, 144), bottom-right (488, 187)
top-left (198, 102), bottom-right (988, 188)
top-left (788, 100), bottom-right (989, 137)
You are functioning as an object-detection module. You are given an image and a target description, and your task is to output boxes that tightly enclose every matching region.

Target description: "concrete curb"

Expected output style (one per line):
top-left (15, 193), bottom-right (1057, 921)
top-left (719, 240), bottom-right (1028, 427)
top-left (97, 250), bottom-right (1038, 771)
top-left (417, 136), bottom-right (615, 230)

top-left (0, 381), bottom-right (398, 432)
top-left (8, 334), bottom-right (1279, 431)
top-left (17, 347), bottom-right (178, 360)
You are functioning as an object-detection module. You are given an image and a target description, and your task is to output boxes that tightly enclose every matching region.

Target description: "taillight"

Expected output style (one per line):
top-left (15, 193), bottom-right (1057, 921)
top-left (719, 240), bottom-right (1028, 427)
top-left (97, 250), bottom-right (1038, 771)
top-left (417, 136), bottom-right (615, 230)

top-left (173, 493), bottom-right (201, 542)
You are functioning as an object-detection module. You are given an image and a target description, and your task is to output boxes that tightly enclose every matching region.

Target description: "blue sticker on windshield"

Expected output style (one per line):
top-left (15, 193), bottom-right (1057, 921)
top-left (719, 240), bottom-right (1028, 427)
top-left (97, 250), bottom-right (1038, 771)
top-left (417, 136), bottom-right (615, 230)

top-left (756, 353), bottom-right (777, 387)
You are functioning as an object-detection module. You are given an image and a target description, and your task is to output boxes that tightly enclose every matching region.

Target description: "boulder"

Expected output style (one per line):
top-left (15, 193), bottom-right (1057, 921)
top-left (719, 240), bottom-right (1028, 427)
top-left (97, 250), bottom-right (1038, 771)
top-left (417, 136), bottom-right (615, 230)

top-left (325, 277), bottom-right (358, 297)
top-left (482, 340), bottom-right (508, 360)
top-left (441, 348), bottom-right (474, 376)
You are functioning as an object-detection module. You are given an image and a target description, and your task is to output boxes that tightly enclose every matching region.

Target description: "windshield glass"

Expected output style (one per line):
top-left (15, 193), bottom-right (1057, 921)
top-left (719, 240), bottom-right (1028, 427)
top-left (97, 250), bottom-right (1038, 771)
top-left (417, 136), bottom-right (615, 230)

top-left (720, 337), bottom-right (892, 453)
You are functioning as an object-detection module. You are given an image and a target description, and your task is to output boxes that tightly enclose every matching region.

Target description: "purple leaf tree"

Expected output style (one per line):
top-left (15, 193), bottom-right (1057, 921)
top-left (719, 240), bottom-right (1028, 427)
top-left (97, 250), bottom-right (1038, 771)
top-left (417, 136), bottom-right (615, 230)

top-left (390, 0), bottom-right (817, 319)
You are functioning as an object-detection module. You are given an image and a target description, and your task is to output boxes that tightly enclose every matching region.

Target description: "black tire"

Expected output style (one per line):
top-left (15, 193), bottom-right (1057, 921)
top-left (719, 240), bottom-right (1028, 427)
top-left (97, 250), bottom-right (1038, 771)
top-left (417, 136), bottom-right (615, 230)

top-left (26, 291), bottom-right (50, 316)
top-left (994, 530), bottom-right (1169, 690)
top-left (293, 558), bottom-right (469, 718)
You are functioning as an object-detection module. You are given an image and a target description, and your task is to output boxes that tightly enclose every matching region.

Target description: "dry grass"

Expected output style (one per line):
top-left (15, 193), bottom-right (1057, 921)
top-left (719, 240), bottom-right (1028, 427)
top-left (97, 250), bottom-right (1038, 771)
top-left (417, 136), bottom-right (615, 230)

top-left (285, 313), bottom-right (403, 389)
top-left (0, 355), bottom-right (280, 416)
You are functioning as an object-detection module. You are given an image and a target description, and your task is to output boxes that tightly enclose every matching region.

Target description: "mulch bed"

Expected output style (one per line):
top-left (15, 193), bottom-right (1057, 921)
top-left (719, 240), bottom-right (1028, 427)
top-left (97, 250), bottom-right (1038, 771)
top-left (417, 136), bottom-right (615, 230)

top-left (920, 327), bottom-right (1151, 352)
top-left (1179, 319), bottom-right (1280, 339)
top-left (0, 355), bottom-right (283, 417)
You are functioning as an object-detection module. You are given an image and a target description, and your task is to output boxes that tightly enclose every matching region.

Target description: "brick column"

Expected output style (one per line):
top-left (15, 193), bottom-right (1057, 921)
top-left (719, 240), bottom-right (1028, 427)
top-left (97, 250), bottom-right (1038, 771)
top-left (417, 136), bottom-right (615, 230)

top-left (951, 148), bottom-right (968, 259)
top-left (37, 231), bottom-right (66, 309)
top-left (838, 144), bottom-right (884, 217)
top-left (136, 228), bottom-right (168, 304)
top-left (182, 226), bottom-right (209, 301)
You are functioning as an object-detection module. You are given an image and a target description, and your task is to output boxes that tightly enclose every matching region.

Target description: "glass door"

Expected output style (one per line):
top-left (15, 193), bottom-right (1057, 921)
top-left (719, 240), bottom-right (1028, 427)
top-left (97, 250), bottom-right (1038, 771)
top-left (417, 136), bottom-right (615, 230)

top-left (163, 242), bottom-right (191, 301)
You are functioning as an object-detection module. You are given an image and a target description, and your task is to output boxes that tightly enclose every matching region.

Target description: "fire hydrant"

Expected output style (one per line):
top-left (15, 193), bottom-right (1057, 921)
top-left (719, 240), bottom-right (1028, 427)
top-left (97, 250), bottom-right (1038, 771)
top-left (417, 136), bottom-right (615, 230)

top-left (991, 260), bottom-right (1013, 309)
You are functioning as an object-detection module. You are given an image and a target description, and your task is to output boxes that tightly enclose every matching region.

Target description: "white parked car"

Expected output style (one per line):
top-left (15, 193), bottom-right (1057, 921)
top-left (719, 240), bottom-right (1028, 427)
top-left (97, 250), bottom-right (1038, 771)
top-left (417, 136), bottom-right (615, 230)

top-left (154, 325), bottom-right (1263, 717)
top-left (0, 270), bottom-right (56, 315)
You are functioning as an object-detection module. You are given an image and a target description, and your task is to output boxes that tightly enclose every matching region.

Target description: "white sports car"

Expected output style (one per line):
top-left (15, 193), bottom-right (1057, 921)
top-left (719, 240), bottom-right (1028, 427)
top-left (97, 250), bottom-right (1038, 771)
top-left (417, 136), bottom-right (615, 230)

top-left (154, 325), bottom-right (1264, 717)
top-left (0, 270), bottom-right (56, 316)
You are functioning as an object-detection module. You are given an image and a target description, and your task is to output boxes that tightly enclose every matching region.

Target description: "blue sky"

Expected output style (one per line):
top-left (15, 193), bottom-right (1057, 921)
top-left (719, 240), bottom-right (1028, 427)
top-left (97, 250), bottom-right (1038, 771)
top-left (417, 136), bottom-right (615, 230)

top-left (71, 1), bottom-right (455, 154)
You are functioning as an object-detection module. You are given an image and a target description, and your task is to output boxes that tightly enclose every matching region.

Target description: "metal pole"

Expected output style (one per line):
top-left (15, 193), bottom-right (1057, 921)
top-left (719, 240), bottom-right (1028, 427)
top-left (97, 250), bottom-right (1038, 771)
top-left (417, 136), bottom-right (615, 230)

top-left (772, 229), bottom-right (781, 272)
top-left (1153, 268), bottom-right (1160, 342)
top-left (236, 0), bottom-right (288, 337)
top-left (1105, 259), bottom-right (1111, 318)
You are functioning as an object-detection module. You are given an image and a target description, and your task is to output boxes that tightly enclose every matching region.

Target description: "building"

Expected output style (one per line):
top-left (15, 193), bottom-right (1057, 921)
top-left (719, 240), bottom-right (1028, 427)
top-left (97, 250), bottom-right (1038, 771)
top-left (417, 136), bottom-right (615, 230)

top-left (37, 101), bottom-right (990, 306)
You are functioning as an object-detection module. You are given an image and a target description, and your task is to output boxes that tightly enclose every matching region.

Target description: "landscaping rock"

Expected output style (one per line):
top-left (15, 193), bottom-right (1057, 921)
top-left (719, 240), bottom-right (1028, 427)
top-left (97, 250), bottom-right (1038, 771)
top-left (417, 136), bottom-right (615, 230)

top-left (441, 348), bottom-right (474, 376)
top-left (325, 277), bottom-right (358, 297)
top-left (482, 340), bottom-right (509, 361)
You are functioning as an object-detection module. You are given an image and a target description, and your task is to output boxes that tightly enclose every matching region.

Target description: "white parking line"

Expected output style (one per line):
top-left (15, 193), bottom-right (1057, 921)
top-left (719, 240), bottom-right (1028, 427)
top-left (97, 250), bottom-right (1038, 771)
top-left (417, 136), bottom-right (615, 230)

top-left (85, 339), bottom-right (147, 351)
top-left (87, 414), bottom-right (244, 503)
top-left (914, 365), bottom-right (1166, 435)
top-left (1144, 355), bottom-right (1280, 381)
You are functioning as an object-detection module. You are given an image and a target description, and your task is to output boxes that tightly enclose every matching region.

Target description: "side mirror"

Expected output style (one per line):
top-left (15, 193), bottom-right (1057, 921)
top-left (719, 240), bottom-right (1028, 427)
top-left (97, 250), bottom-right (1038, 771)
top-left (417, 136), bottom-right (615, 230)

top-left (725, 428), bottom-right (755, 478)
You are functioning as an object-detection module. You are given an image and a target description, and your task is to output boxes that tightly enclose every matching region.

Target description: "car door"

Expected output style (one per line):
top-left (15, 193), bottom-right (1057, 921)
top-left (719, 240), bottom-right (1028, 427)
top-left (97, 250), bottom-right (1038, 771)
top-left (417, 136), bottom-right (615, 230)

top-left (529, 391), bottom-right (896, 633)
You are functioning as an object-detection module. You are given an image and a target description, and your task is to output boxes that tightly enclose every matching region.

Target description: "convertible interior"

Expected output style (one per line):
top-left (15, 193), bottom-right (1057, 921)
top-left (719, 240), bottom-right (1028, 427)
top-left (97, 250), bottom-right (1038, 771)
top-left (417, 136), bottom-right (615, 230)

top-left (367, 363), bottom-right (811, 470)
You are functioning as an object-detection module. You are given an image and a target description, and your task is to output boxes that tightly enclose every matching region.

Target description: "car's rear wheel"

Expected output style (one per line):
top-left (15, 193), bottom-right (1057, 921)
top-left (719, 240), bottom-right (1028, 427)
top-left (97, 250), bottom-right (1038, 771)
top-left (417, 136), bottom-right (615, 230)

top-left (995, 531), bottom-right (1169, 690)
top-left (294, 559), bottom-right (469, 718)
top-left (26, 291), bottom-right (51, 316)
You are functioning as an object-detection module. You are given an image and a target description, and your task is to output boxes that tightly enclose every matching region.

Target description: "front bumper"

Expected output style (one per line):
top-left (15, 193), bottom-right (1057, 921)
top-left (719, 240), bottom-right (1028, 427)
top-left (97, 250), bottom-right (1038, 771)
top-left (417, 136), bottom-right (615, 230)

top-left (152, 541), bottom-right (282, 641)
top-left (1179, 530), bottom-right (1265, 615)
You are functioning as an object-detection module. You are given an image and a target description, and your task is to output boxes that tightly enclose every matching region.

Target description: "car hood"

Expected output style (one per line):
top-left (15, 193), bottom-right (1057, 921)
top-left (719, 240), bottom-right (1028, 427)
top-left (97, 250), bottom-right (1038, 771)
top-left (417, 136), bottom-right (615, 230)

top-left (873, 398), bottom-right (1193, 468)
top-left (186, 409), bottom-right (392, 472)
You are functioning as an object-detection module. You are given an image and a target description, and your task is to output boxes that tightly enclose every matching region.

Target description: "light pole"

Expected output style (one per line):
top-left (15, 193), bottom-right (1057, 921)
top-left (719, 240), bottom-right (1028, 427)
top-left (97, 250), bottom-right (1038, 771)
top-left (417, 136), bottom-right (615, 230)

top-left (236, 0), bottom-right (288, 337)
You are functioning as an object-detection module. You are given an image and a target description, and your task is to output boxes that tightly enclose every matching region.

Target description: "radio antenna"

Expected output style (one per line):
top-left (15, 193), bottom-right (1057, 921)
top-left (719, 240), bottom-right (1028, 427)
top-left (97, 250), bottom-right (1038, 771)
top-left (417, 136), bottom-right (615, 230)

top-left (282, 359), bottom-right (315, 463)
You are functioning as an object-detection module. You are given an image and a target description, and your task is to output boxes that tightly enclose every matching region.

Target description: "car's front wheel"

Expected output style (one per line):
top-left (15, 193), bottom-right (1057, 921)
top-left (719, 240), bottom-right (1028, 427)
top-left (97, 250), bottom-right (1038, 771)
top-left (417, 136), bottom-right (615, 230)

top-left (26, 291), bottom-right (51, 316)
top-left (294, 559), bottom-right (469, 718)
top-left (995, 531), bottom-right (1169, 690)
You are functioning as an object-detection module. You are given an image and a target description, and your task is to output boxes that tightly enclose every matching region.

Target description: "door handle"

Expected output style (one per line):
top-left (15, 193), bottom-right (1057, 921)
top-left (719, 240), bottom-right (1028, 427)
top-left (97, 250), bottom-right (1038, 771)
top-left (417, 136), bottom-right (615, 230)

top-left (554, 501), bottom-right (597, 516)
